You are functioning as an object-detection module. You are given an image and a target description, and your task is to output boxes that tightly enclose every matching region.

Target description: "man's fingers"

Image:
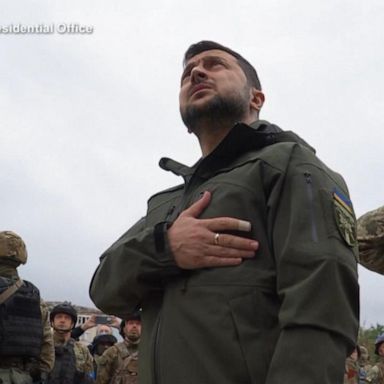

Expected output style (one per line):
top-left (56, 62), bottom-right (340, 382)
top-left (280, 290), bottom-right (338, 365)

top-left (210, 233), bottom-right (259, 251)
top-left (207, 245), bottom-right (256, 259)
top-left (179, 191), bottom-right (211, 218)
top-left (205, 217), bottom-right (252, 232)
top-left (198, 256), bottom-right (243, 268)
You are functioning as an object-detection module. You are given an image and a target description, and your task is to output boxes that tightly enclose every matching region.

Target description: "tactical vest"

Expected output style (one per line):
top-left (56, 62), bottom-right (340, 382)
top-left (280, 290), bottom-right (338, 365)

top-left (110, 343), bottom-right (138, 384)
top-left (0, 276), bottom-right (43, 358)
top-left (47, 340), bottom-right (94, 384)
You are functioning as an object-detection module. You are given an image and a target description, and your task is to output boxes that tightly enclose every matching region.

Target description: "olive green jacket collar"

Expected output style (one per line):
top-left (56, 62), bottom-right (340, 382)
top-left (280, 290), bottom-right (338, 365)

top-left (159, 120), bottom-right (314, 180)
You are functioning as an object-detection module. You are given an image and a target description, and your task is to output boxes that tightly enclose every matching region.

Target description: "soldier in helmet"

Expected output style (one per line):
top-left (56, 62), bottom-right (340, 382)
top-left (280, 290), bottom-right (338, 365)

top-left (0, 230), bottom-right (54, 384)
top-left (357, 205), bottom-right (384, 274)
top-left (46, 302), bottom-right (94, 384)
top-left (96, 312), bottom-right (141, 384)
top-left (366, 334), bottom-right (384, 384)
top-left (89, 334), bottom-right (117, 379)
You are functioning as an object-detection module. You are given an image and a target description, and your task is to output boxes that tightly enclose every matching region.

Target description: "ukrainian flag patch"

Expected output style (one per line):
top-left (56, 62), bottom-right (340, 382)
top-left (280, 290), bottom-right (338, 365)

top-left (333, 188), bottom-right (357, 247)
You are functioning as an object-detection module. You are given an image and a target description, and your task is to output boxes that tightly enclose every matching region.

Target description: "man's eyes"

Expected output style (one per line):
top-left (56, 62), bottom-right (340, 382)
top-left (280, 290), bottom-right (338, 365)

top-left (181, 58), bottom-right (227, 82)
top-left (205, 58), bottom-right (226, 69)
top-left (181, 69), bottom-right (192, 81)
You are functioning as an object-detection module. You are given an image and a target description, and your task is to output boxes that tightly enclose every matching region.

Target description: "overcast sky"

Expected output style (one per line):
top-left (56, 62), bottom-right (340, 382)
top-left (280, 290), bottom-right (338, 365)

top-left (0, 0), bottom-right (383, 327)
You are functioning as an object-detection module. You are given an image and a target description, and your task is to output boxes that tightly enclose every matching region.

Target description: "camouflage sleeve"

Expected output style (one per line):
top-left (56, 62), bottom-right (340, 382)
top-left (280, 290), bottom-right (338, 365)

top-left (95, 346), bottom-right (119, 384)
top-left (84, 347), bottom-right (94, 374)
top-left (366, 365), bottom-right (379, 383)
top-left (39, 300), bottom-right (55, 373)
top-left (75, 343), bottom-right (94, 374)
top-left (357, 205), bottom-right (384, 275)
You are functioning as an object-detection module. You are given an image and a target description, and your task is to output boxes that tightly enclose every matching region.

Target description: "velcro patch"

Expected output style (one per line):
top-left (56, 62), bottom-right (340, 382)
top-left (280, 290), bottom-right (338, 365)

top-left (333, 188), bottom-right (357, 247)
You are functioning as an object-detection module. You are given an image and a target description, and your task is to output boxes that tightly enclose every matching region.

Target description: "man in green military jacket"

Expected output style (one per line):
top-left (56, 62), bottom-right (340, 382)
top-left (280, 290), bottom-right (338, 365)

top-left (90, 41), bottom-right (359, 384)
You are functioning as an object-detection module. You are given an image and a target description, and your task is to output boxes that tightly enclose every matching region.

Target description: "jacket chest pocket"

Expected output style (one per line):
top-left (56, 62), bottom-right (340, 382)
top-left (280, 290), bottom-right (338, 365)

top-left (145, 195), bottom-right (182, 227)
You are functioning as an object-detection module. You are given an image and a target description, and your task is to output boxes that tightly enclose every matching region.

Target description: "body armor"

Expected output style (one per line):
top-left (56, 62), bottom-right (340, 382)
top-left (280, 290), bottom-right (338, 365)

top-left (0, 277), bottom-right (43, 358)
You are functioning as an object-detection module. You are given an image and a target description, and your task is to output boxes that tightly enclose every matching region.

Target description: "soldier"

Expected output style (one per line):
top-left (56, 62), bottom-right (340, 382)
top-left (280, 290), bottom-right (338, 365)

top-left (357, 205), bottom-right (384, 274)
top-left (344, 347), bottom-right (360, 384)
top-left (96, 312), bottom-right (141, 384)
top-left (47, 302), bottom-right (94, 384)
top-left (359, 346), bottom-right (372, 383)
top-left (366, 334), bottom-right (384, 384)
top-left (89, 333), bottom-right (117, 380)
top-left (0, 230), bottom-right (54, 384)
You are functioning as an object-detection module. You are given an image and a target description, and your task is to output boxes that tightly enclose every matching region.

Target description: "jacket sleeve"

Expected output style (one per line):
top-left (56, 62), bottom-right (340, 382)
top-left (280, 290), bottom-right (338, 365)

top-left (266, 144), bottom-right (359, 384)
top-left (84, 347), bottom-right (94, 374)
top-left (71, 326), bottom-right (85, 340)
top-left (95, 346), bottom-right (117, 384)
top-left (357, 205), bottom-right (384, 275)
top-left (39, 300), bottom-right (55, 373)
top-left (89, 217), bottom-right (181, 318)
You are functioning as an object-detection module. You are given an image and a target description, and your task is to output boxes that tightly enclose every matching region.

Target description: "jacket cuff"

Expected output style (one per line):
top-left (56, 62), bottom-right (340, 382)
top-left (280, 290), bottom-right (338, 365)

top-left (154, 221), bottom-right (171, 253)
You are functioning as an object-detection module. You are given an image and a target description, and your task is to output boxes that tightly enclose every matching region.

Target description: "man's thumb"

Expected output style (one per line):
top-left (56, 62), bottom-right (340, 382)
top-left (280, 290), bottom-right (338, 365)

top-left (182, 191), bottom-right (211, 218)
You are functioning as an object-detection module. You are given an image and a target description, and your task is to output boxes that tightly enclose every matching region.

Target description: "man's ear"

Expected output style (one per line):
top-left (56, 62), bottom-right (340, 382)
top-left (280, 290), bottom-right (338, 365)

top-left (249, 88), bottom-right (265, 112)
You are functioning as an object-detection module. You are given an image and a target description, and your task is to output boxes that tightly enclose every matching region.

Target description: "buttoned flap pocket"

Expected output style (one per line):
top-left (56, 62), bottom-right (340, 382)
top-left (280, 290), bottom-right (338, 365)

top-left (187, 178), bottom-right (267, 230)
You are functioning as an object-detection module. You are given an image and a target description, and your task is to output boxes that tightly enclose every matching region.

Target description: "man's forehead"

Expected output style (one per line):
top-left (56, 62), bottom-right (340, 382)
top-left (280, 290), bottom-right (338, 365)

top-left (184, 49), bottom-right (238, 66)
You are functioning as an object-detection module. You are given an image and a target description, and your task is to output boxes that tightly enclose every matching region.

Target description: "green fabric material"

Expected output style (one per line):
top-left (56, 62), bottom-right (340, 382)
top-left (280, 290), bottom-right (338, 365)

top-left (90, 121), bottom-right (359, 384)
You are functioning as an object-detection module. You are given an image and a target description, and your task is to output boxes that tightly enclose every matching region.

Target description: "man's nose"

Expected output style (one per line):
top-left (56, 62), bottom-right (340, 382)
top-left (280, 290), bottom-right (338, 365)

top-left (191, 65), bottom-right (207, 83)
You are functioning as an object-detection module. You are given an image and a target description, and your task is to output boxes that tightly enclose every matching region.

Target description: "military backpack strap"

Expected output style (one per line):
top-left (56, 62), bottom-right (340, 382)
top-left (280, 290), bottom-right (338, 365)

top-left (0, 278), bottom-right (23, 304)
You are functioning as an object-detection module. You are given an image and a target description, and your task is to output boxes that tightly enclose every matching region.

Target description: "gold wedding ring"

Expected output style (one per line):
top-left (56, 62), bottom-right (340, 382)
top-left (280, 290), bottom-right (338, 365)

top-left (214, 233), bottom-right (220, 245)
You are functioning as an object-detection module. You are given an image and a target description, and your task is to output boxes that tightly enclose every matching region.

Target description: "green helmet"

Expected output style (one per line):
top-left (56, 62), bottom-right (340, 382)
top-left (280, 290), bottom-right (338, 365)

top-left (0, 231), bottom-right (28, 265)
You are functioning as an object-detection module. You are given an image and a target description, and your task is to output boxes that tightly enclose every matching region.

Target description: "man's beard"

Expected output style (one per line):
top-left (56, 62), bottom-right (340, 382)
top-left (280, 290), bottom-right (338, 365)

top-left (126, 330), bottom-right (140, 343)
top-left (180, 89), bottom-right (250, 134)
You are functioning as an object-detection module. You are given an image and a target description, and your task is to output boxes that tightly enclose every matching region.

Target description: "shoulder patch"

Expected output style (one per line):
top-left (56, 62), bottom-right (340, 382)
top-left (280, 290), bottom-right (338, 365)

top-left (333, 188), bottom-right (357, 247)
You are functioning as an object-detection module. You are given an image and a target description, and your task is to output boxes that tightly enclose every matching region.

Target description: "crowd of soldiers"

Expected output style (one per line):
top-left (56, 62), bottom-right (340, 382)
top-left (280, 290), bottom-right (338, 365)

top-left (0, 203), bottom-right (383, 384)
top-left (0, 231), bottom-right (140, 384)
top-left (344, 338), bottom-right (384, 384)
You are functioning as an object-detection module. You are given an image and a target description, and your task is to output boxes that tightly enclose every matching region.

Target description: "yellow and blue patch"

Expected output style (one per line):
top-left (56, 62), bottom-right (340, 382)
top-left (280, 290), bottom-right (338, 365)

top-left (333, 188), bottom-right (357, 247)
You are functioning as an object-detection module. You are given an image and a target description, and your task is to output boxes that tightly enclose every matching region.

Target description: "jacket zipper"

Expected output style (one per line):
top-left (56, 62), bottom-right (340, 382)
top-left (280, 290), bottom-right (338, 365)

top-left (153, 170), bottom-right (202, 383)
top-left (153, 197), bottom-right (182, 384)
top-left (165, 205), bottom-right (176, 222)
top-left (304, 172), bottom-right (318, 242)
top-left (153, 313), bottom-right (162, 384)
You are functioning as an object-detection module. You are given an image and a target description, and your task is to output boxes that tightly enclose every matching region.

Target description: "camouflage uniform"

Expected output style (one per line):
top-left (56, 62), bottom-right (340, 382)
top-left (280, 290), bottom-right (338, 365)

top-left (96, 341), bottom-right (138, 384)
top-left (344, 356), bottom-right (359, 384)
top-left (357, 206), bottom-right (384, 274)
top-left (366, 359), bottom-right (384, 384)
top-left (55, 333), bottom-right (93, 371)
top-left (47, 302), bottom-right (94, 384)
top-left (359, 346), bottom-right (372, 383)
top-left (89, 333), bottom-right (117, 379)
top-left (46, 329), bottom-right (94, 383)
top-left (0, 231), bottom-right (54, 383)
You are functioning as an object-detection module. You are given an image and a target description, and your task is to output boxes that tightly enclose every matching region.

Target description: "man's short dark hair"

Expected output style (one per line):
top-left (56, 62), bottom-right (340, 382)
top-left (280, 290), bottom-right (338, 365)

top-left (183, 41), bottom-right (262, 90)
